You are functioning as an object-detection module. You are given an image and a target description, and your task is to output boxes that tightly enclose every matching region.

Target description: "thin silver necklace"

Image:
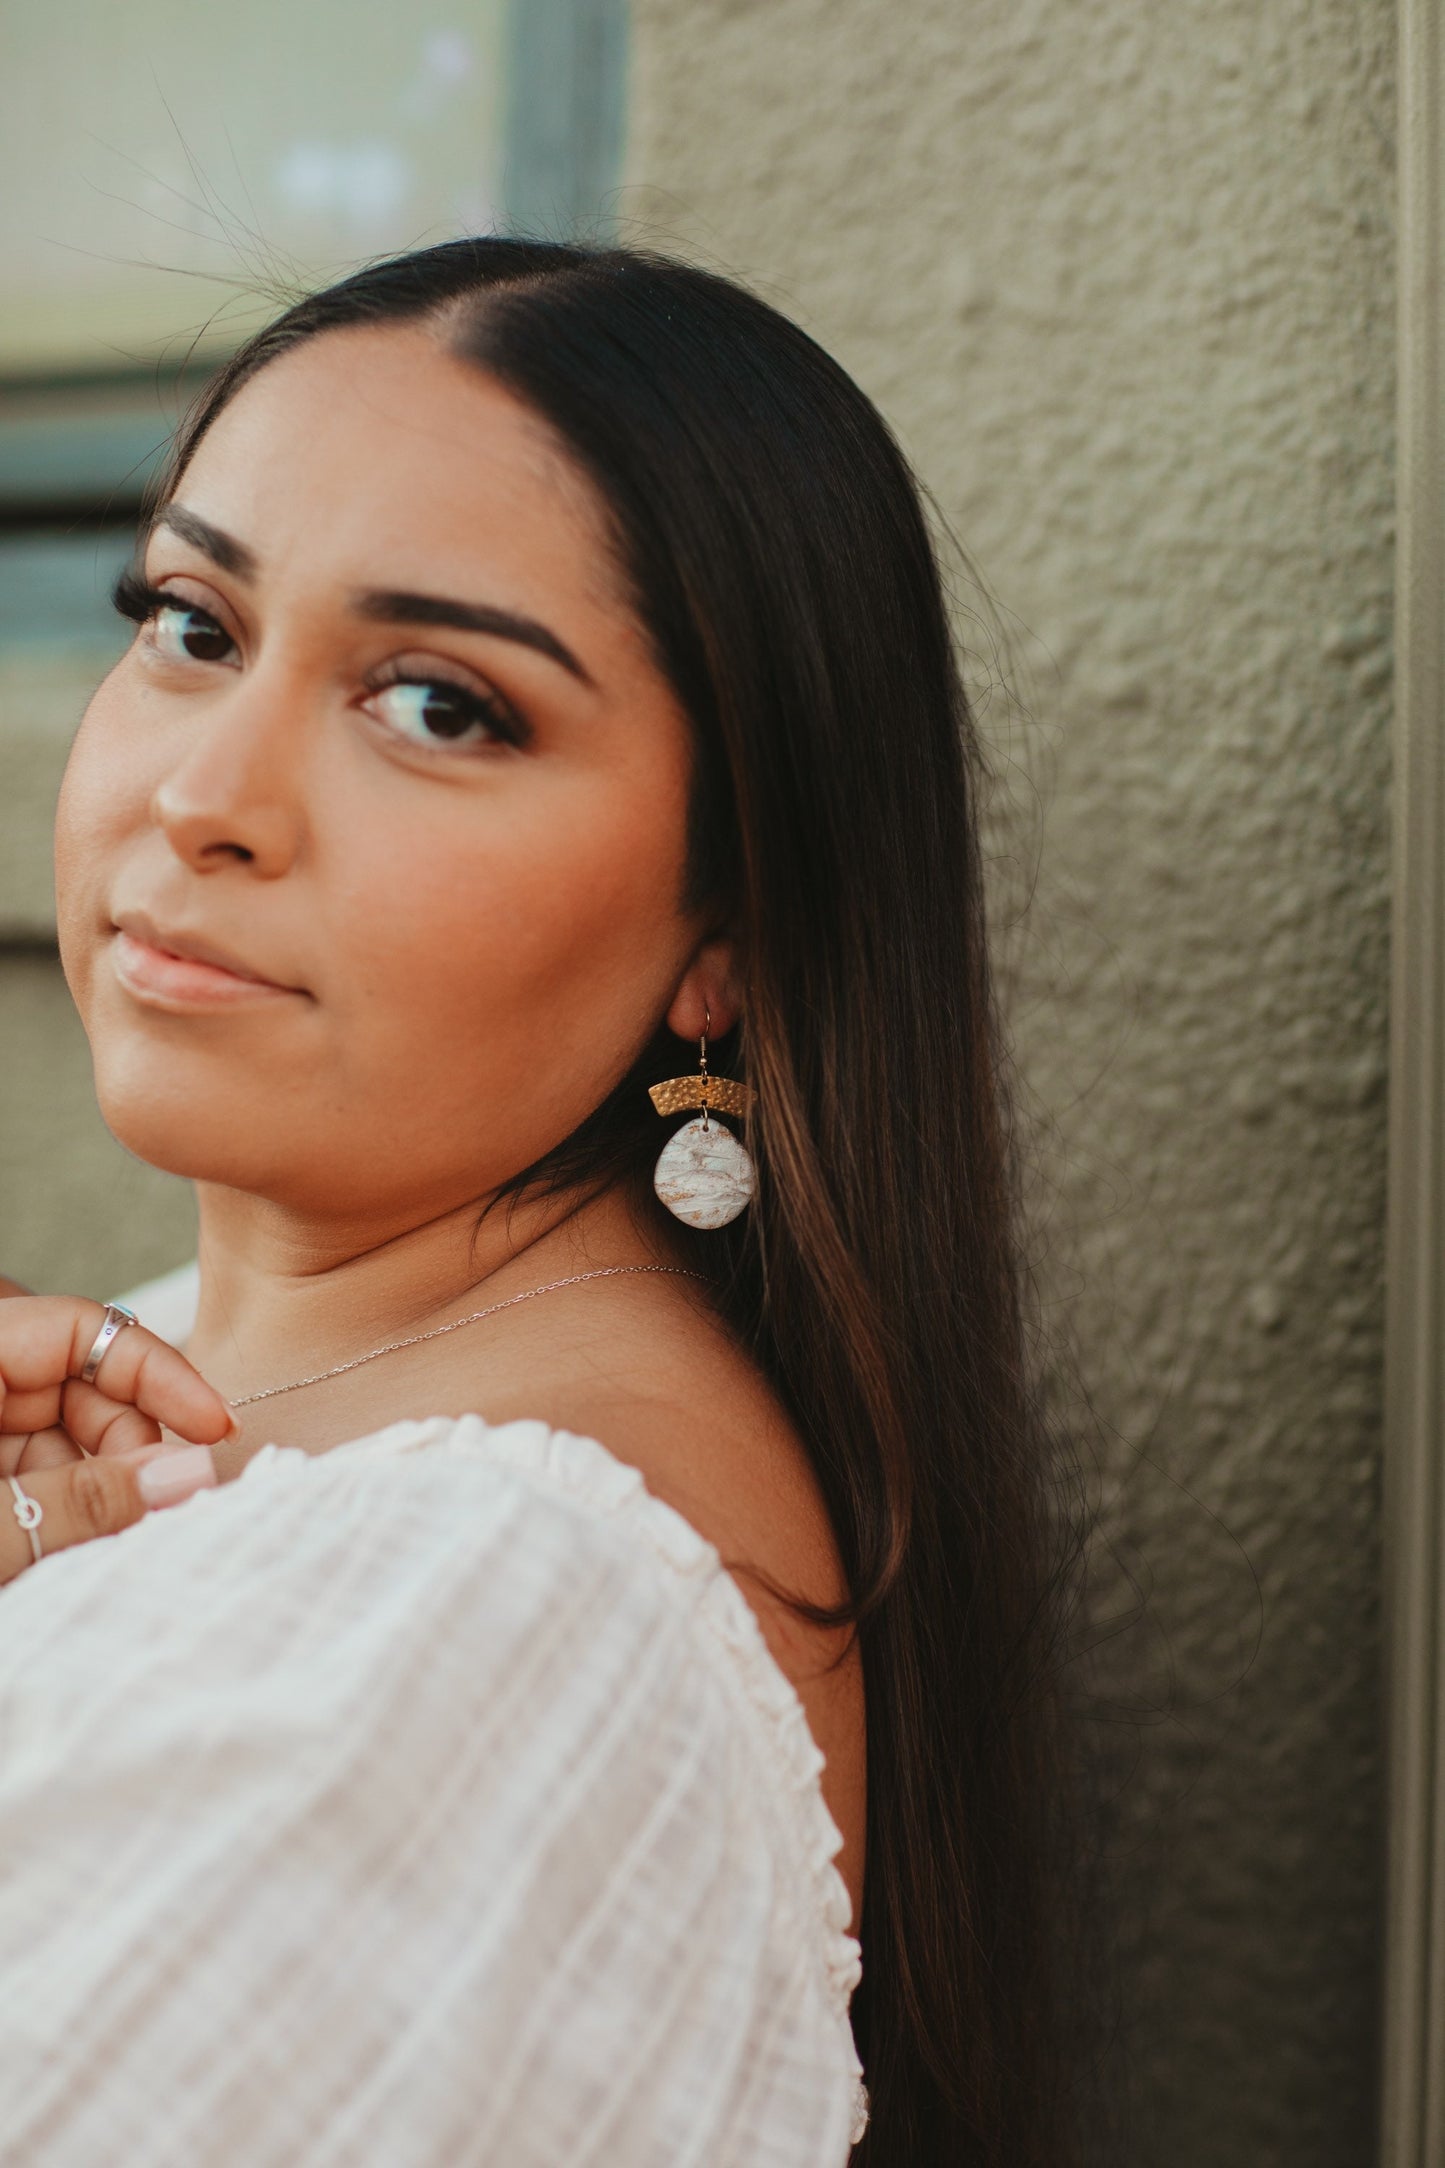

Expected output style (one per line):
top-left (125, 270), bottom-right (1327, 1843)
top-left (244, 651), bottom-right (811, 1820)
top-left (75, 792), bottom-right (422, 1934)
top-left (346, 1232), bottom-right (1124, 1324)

top-left (226, 1265), bottom-right (707, 1410)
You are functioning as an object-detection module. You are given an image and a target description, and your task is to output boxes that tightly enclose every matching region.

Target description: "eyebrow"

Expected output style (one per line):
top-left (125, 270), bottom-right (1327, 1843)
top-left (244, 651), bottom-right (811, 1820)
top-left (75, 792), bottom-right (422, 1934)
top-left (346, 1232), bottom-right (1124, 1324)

top-left (156, 503), bottom-right (258, 578)
top-left (153, 501), bottom-right (594, 687)
top-left (351, 589), bottom-right (594, 686)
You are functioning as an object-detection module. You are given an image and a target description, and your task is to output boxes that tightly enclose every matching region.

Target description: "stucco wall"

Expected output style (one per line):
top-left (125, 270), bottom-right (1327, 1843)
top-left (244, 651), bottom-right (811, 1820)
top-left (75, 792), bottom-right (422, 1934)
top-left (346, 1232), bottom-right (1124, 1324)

top-left (622, 1), bottom-right (1393, 2160)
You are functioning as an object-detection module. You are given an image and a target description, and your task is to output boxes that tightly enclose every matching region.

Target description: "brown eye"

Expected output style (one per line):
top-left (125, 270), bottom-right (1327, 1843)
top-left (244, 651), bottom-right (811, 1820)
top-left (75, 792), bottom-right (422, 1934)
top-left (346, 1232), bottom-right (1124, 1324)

top-left (369, 678), bottom-right (521, 749)
top-left (153, 601), bottom-right (235, 665)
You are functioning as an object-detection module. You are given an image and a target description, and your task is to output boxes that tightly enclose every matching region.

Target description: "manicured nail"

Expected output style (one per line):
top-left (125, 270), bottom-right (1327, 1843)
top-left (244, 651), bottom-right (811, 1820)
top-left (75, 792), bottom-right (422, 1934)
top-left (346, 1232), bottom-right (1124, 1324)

top-left (139, 1445), bottom-right (218, 1510)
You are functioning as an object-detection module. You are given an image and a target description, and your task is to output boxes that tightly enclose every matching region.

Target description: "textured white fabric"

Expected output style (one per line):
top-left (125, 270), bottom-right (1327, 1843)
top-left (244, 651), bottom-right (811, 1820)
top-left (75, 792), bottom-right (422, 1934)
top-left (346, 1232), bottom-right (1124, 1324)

top-left (0, 1262), bottom-right (868, 2165)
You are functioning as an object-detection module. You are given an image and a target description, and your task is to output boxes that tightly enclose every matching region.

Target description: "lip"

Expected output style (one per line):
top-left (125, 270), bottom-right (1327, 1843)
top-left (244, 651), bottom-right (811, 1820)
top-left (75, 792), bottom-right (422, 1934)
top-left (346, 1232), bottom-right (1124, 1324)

top-left (110, 912), bottom-right (304, 1011)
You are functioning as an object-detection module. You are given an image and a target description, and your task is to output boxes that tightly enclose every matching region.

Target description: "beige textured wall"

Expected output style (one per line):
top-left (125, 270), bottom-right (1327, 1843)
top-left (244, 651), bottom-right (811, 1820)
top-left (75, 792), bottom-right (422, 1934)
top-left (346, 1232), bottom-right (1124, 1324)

top-left (622, 1), bottom-right (1393, 2160)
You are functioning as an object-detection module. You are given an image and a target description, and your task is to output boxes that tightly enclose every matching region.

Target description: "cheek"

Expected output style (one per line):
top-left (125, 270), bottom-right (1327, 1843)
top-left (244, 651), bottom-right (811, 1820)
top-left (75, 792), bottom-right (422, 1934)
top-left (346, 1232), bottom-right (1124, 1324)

top-left (54, 673), bottom-right (152, 1005)
top-left (325, 755), bottom-right (694, 1114)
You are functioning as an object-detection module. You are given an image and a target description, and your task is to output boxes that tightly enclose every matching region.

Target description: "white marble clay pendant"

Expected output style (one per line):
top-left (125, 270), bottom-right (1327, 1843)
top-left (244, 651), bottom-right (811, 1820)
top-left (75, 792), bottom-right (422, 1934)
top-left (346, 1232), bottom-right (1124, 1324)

top-left (653, 1115), bottom-right (755, 1229)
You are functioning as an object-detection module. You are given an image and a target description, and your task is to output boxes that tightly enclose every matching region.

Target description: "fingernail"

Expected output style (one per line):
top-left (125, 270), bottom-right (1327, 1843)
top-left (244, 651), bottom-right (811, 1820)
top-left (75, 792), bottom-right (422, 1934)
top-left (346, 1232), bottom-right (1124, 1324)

top-left (139, 1445), bottom-right (218, 1510)
top-left (223, 1410), bottom-right (243, 1440)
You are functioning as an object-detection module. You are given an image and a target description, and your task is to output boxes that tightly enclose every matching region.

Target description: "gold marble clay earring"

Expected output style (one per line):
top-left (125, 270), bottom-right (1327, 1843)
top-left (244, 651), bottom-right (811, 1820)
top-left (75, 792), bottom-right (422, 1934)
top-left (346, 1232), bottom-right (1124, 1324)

top-left (649, 1009), bottom-right (756, 1229)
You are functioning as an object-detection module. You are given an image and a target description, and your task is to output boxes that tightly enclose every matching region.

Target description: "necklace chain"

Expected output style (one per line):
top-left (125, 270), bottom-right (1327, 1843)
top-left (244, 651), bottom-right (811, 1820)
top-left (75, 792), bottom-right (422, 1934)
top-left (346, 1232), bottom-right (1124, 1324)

top-left (226, 1265), bottom-right (708, 1410)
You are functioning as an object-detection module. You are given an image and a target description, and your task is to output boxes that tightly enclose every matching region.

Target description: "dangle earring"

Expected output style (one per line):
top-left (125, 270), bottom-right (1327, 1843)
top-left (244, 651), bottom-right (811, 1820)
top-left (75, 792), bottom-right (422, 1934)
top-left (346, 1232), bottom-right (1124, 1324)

top-left (649, 1008), bottom-right (756, 1229)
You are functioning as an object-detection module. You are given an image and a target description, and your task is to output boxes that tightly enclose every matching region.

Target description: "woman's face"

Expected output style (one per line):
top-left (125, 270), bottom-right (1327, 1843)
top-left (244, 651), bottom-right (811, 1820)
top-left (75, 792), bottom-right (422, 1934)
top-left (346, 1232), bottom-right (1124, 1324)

top-left (56, 324), bottom-right (718, 1228)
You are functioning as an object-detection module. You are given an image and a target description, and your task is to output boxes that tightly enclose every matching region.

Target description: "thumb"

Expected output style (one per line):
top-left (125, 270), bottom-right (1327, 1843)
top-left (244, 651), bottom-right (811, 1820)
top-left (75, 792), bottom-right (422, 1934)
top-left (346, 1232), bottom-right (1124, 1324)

top-left (1, 1445), bottom-right (217, 1583)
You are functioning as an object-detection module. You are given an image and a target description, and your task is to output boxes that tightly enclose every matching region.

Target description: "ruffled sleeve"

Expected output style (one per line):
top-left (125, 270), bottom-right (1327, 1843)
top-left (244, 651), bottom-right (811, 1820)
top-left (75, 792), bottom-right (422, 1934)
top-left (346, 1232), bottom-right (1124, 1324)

top-left (0, 1411), bottom-right (867, 2166)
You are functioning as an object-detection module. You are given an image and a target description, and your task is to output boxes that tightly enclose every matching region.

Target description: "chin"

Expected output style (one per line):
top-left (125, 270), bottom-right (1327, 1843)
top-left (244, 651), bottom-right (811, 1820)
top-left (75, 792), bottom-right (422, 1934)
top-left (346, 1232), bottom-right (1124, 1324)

top-left (96, 1091), bottom-right (281, 1191)
top-left (76, 941), bottom-right (324, 1176)
top-left (89, 1037), bottom-right (296, 1190)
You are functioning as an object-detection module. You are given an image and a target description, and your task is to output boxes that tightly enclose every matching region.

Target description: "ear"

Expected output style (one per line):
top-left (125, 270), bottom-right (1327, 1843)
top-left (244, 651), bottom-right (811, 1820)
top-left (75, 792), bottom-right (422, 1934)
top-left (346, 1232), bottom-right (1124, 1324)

top-left (665, 933), bottom-right (743, 1044)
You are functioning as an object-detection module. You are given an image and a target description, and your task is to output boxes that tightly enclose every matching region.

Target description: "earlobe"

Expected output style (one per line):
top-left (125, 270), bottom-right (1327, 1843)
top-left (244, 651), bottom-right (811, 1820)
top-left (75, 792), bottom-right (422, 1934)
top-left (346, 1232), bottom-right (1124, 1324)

top-left (666, 937), bottom-right (742, 1044)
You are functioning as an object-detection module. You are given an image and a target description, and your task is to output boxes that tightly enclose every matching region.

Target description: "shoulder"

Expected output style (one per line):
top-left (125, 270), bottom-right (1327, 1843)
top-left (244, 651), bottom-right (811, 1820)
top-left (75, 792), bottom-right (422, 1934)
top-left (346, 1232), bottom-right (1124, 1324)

top-left (0, 1422), bottom-right (867, 2159)
top-left (455, 1273), bottom-right (869, 1924)
top-left (118, 1255), bottom-right (867, 1925)
top-left (8, 1415), bottom-right (852, 1947)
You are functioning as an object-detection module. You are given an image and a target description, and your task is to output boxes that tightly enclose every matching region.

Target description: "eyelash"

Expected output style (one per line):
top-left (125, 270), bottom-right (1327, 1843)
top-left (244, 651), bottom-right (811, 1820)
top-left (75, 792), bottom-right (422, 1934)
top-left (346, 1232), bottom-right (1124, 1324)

top-left (109, 569), bottom-right (528, 751)
top-left (112, 567), bottom-right (188, 632)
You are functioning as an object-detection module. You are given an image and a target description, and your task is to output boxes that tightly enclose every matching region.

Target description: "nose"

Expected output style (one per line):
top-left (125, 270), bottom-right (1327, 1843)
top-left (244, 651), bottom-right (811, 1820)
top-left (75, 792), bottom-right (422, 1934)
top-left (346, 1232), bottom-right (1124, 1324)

top-left (150, 671), bottom-right (307, 877)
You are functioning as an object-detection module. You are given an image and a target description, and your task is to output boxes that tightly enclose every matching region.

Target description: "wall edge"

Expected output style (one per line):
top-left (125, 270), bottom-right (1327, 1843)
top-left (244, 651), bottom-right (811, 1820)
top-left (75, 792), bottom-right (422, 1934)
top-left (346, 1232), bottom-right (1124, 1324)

top-left (1381, 0), bottom-right (1445, 2159)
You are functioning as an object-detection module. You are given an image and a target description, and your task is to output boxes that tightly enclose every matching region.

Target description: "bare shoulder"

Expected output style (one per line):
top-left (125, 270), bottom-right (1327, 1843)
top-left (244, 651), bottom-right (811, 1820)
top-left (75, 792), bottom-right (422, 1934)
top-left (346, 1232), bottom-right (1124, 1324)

top-left (464, 1272), bottom-right (868, 1928)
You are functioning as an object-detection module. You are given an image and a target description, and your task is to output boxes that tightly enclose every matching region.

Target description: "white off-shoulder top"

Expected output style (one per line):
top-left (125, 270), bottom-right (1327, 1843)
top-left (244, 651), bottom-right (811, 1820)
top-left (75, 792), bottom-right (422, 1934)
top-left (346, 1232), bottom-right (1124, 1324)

top-left (0, 1263), bottom-right (868, 2166)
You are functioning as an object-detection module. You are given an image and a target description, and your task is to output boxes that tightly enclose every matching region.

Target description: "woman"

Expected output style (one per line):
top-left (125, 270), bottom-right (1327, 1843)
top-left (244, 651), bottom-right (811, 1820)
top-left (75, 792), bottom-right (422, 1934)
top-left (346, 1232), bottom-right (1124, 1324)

top-left (0, 240), bottom-right (1089, 2164)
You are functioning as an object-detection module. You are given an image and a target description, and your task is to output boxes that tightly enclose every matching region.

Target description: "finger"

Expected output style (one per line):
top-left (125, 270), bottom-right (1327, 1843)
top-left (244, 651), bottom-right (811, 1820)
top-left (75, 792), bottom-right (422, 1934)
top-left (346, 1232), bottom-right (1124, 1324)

top-left (11, 1427), bottom-right (83, 1473)
top-left (0, 1299), bottom-right (235, 1446)
top-left (65, 1312), bottom-right (237, 1446)
top-left (0, 1384), bottom-right (85, 1438)
top-left (1, 1383), bottom-right (169, 1456)
top-left (0, 1445), bottom-right (218, 1585)
top-left (0, 1275), bottom-right (35, 1301)
top-left (50, 1377), bottom-right (164, 1460)
top-left (1, 1428), bottom-right (79, 1476)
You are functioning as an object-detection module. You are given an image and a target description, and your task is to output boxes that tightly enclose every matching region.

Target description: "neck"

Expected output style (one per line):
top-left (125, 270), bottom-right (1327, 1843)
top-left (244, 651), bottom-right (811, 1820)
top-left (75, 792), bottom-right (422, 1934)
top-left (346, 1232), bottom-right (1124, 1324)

top-left (184, 1175), bottom-right (676, 1405)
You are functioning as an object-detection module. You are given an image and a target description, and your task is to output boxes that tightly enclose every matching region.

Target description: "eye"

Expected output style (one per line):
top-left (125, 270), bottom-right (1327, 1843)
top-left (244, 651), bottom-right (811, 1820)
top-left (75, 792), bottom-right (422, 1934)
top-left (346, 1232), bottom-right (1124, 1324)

top-left (111, 568), bottom-right (238, 665)
top-left (366, 676), bottom-right (523, 751)
top-left (151, 600), bottom-right (237, 666)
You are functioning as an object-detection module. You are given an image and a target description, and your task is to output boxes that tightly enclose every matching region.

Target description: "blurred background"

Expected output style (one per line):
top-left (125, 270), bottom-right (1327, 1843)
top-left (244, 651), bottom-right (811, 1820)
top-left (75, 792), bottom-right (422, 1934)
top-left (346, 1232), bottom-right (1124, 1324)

top-left (0, 2), bottom-right (1402, 2163)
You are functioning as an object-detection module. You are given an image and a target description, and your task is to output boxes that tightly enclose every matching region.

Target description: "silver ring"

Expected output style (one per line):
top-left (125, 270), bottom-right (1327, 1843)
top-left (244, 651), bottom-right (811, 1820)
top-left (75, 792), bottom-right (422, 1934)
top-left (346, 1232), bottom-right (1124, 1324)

top-left (79, 1302), bottom-right (138, 1386)
top-left (8, 1475), bottom-right (43, 1565)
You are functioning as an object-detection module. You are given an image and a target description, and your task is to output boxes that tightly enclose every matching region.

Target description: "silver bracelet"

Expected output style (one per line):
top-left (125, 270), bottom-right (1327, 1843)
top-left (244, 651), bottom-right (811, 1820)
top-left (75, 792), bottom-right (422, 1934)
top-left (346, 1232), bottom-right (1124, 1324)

top-left (8, 1474), bottom-right (43, 1566)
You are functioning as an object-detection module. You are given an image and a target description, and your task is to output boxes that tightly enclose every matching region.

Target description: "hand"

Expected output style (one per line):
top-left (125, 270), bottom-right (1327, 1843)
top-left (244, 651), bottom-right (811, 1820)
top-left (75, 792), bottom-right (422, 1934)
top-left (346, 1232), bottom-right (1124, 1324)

top-left (0, 1292), bottom-right (235, 1585)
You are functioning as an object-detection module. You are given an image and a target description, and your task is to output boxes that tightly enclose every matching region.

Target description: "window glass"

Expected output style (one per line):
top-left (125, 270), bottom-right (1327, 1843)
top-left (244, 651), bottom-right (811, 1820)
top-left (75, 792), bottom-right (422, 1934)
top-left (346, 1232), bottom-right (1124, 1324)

top-left (2, 0), bottom-right (509, 373)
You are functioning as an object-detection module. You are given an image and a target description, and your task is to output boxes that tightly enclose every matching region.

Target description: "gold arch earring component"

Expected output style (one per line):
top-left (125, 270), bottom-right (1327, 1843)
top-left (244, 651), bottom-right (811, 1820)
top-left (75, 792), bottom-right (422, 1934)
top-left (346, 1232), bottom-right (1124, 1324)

top-left (647, 1009), bottom-right (756, 1123)
top-left (650, 1019), bottom-right (756, 1230)
top-left (646, 1074), bottom-right (755, 1120)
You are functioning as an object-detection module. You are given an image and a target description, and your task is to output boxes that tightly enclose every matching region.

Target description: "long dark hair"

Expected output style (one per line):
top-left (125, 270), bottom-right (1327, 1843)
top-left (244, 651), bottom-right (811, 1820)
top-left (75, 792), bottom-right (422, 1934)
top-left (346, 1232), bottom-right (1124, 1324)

top-left (152, 238), bottom-right (1104, 2165)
